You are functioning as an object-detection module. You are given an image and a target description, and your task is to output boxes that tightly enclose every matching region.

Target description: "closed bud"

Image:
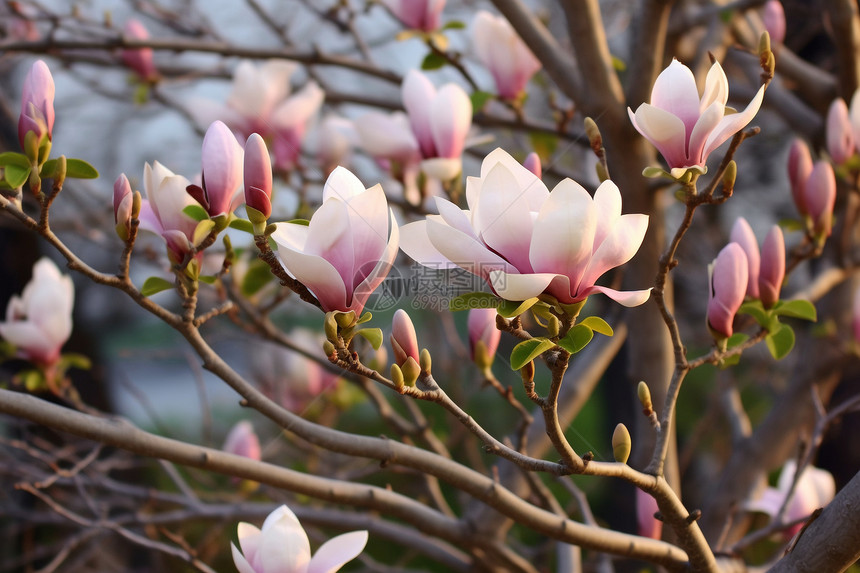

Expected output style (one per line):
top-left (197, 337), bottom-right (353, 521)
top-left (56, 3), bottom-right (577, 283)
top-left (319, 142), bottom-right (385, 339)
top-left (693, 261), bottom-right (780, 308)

top-left (17, 60), bottom-right (55, 152)
top-left (113, 173), bottom-right (134, 241)
top-left (722, 160), bottom-right (737, 196)
top-left (322, 340), bottom-right (336, 358)
top-left (638, 381), bottom-right (653, 415)
top-left (522, 152), bottom-right (541, 178)
top-left (759, 225), bottom-right (785, 309)
top-left (788, 139), bottom-right (813, 216)
top-left (707, 243), bottom-right (749, 340)
top-left (520, 360), bottom-right (535, 383)
top-left (324, 312), bottom-right (339, 342)
top-left (758, 31), bottom-right (771, 56)
top-left (467, 308), bottom-right (500, 370)
top-left (805, 161), bottom-right (837, 238)
top-left (612, 423), bottom-right (631, 464)
top-left (390, 363), bottom-right (405, 390)
top-left (762, 1), bottom-right (786, 45)
top-left (826, 98), bottom-right (854, 165)
top-left (547, 314), bottom-right (560, 338)
top-left (222, 420), bottom-right (261, 461)
top-left (52, 155), bottom-right (66, 188)
top-left (132, 190), bottom-right (142, 220)
top-left (121, 20), bottom-right (159, 83)
top-left (401, 356), bottom-right (421, 386)
top-left (390, 309), bottom-right (420, 367)
top-left (420, 347), bottom-right (432, 374)
top-left (730, 217), bottom-right (760, 299)
top-left (244, 133), bottom-right (273, 226)
top-left (584, 116), bottom-right (602, 154)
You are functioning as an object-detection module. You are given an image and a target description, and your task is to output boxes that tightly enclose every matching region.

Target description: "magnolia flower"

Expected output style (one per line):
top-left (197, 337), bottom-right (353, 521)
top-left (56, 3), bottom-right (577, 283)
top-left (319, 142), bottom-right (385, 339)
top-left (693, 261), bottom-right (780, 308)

top-left (271, 167), bottom-right (399, 314)
top-left (186, 121), bottom-right (244, 218)
top-left (232, 505), bottom-right (367, 573)
top-left (467, 308), bottom-right (501, 371)
top-left (762, 1), bottom-right (786, 45)
top-left (628, 59), bottom-right (765, 175)
top-left (18, 59), bottom-right (55, 150)
top-left (382, 0), bottom-right (445, 31)
top-left (826, 98), bottom-right (854, 165)
top-left (391, 309), bottom-right (419, 367)
top-left (190, 60), bottom-right (324, 171)
top-left (707, 242), bottom-right (748, 339)
top-left (250, 337), bottom-right (339, 413)
top-left (0, 258), bottom-right (73, 365)
top-left (223, 421), bottom-right (261, 461)
top-left (471, 10), bottom-right (541, 100)
top-left (746, 460), bottom-right (835, 538)
top-left (400, 148), bottom-right (651, 306)
top-left (137, 161), bottom-right (201, 264)
top-left (313, 115), bottom-right (358, 176)
top-left (244, 133), bottom-right (273, 220)
top-left (121, 19), bottom-right (158, 83)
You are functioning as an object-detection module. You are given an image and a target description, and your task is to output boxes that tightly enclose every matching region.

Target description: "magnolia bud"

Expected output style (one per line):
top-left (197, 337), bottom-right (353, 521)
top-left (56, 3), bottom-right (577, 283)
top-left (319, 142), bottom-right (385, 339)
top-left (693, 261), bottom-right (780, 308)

top-left (759, 225), bottom-right (785, 309)
top-left (113, 174), bottom-right (134, 240)
top-left (322, 340), bottom-right (336, 358)
top-left (612, 423), bottom-right (631, 464)
top-left (805, 160), bottom-right (837, 238)
top-left (522, 152), bottom-right (541, 178)
top-left (722, 160), bottom-right (737, 196)
top-left (244, 132), bottom-right (273, 225)
top-left (201, 120), bottom-right (243, 217)
top-left (707, 243), bottom-right (749, 340)
top-left (584, 116), bottom-right (602, 155)
top-left (468, 308), bottom-right (500, 371)
top-left (638, 381), bottom-right (653, 415)
top-left (788, 139), bottom-right (813, 216)
top-left (419, 347), bottom-right (432, 374)
top-left (390, 363), bottom-right (405, 390)
top-left (730, 217), bottom-right (760, 299)
top-left (121, 20), bottom-right (159, 83)
top-left (17, 60), bottom-right (55, 152)
top-left (401, 356), bottom-right (421, 387)
top-left (222, 421), bottom-right (261, 461)
top-left (324, 312), bottom-right (339, 342)
top-left (390, 309), bottom-right (419, 367)
top-left (762, 1), bottom-right (786, 45)
top-left (826, 98), bottom-right (854, 165)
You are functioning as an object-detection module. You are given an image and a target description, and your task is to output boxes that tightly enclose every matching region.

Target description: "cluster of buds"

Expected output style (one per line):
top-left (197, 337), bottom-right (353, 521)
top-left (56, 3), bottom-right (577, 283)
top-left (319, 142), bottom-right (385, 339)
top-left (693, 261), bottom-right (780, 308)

top-left (788, 139), bottom-right (837, 242)
top-left (730, 218), bottom-right (786, 309)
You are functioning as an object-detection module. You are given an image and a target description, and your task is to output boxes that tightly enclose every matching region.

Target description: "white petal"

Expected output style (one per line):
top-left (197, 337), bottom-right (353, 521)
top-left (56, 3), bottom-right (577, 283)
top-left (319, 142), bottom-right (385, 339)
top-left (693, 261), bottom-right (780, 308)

top-left (276, 243), bottom-right (349, 312)
top-left (489, 269), bottom-right (558, 301)
top-left (231, 541), bottom-right (259, 573)
top-left (426, 218), bottom-right (515, 278)
top-left (399, 220), bottom-right (458, 270)
top-left (474, 162), bottom-right (536, 271)
top-left (307, 531), bottom-right (368, 573)
top-left (703, 85), bottom-right (765, 159)
top-left (434, 197), bottom-right (477, 238)
top-left (583, 285), bottom-right (652, 307)
top-left (578, 213), bottom-right (648, 293)
top-left (591, 180), bottom-right (622, 248)
top-left (477, 148), bottom-right (548, 210)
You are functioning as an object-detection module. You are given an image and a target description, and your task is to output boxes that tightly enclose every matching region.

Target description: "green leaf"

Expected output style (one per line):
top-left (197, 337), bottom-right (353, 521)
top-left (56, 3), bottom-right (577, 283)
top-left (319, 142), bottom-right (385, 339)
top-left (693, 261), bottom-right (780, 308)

top-left (241, 260), bottom-right (274, 296)
top-left (22, 369), bottom-right (45, 392)
top-left (192, 219), bottom-right (217, 246)
top-left (421, 52), bottom-right (447, 71)
top-left (611, 54), bottom-right (626, 72)
top-left (357, 312), bottom-right (373, 325)
top-left (642, 166), bottom-right (668, 178)
top-left (4, 164), bottom-right (30, 188)
top-left (470, 90), bottom-right (494, 111)
top-left (498, 297), bottom-right (540, 318)
top-left (449, 292), bottom-right (500, 311)
top-left (557, 324), bottom-right (594, 354)
top-left (229, 218), bottom-right (255, 234)
top-left (578, 316), bottom-right (613, 337)
top-left (529, 132), bottom-right (557, 162)
top-left (355, 327), bottom-right (383, 350)
top-left (721, 333), bottom-right (750, 367)
top-left (140, 276), bottom-right (175, 296)
top-left (198, 275), bottom-right (217, 285)
top-left (285, 218), bottom-right (310, 226)
top-left (58, 352), bottom-right (92, 371)
top-left (766, 324), bottom-right (795, 360)
top-left (738, 300), bottom-right (769, 327)
top-left (772, 299), bottom-right (817, 322)
top-left (442, 20), bottom-right (466, 30)
top-left (778, 218), bottom-right (806, 233)
top-left (64, 158), bottom-right (99, 179)
top-left (0, 151), bottom-right (31, 169)
top-left (183, 205), bottom-right (210, 221)
top-left (510, 337), bottom-right (556, 370)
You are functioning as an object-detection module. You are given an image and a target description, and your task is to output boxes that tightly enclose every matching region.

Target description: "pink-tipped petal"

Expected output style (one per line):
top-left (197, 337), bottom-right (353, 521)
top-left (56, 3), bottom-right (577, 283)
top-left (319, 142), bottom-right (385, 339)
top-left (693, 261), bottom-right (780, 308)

top-left (307, 531), bottom-right (369, 573)
top-left (729, 217), bottom-right (761, 299)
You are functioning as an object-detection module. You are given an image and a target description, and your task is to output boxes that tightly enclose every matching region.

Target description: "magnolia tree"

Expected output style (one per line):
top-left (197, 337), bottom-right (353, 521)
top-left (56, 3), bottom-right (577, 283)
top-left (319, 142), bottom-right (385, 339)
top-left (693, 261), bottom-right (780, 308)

top-left (1, 0), bottom-right (860, 571)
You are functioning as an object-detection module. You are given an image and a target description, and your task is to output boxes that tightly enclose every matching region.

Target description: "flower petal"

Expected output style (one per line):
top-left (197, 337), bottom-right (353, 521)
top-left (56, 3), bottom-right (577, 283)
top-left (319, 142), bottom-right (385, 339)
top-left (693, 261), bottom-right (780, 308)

top-left (650, 59), bottom-right (702, 130)
top-left (629, 104), bottom-right (690, 168)
top-left (430, 83), bottom-right (472, 159)
top-left (273, 228), bottom-right (350, 312)
top-left (703, 85), bottom-right (765, 159)
top-left (351, 208), bottom-right (400, 314)
top-left (399, 220), bottom-right (458, 270)
top-left (489, 269), bottom-right (559, 301)
top-left (582, 285), bottom-right (652, 307)
top-left (474, 162), bottom-right (536, 271)
top-left (578, 213), bottom-right (648, 293)
top-left (426, 217), bottom-right (516, 279)
top-left (231, 541), bottom-right (259, 573)
top-left (307, 531), bottom-right (369, 573)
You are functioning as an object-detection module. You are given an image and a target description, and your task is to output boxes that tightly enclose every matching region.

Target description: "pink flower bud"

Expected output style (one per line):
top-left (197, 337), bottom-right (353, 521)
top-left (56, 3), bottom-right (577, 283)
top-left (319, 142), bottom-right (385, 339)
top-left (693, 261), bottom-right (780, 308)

top-left (243, 133), bottom-right (273, 218)
top-left (17, 60), bottom-right (55, 150)
top-left (523, 152), bottom-right (541, 178)
top-left (805, 161), bottom-right (837, 237)
top-left (121, 20), bottom-right (158, 82)
top-left (222, 420), bottom-right (261, 461)
top-left (391, 309), bottom-right (419, 367)
top-left (729, 217), bottom-right (760, 299)
top-left (199, 120), bottom-right (244, 217)
top-left (467, 308), bottom-right (500, 369)
top-left (788, 139), bottom-right (813, 216)
top-left (113, 173), bottom-right (134, 237)
top-left (636, 489), bottom-right (662, 540)
top-left (759, 226), bottom-right (785, 309)
top-left (762, 1), bottom-right (786, 45)
top-left (471, 10), bottom-right (541, 100)
top-left (382, 0), bottom-right (446, 31)
top-left (826, 98), bottom-right (854, 165)
top-left (707, 243), bottom-right (749, 339)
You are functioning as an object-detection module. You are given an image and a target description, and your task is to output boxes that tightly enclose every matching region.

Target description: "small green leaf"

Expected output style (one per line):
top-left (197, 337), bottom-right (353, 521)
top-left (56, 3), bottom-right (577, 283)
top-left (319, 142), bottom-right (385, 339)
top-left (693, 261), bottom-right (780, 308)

top-left (229, 218), bottom-right (255, 234)
top-left (738, 300), bottom-right (769, 327)
top-left (510, 337), bottom-right (556, 370)
top-left (355, 327), bottom-right (383, 350)
top-left (642, 166), bottom-right (668, 178)
top-left (357, 312), bottom-right (373, 325)
top-left (766, 324), bottom-right (795, 360)
top-left (611, 54), bottom-right (626, 72)
top-left (241, 260), bottom-right (274, 296)
top-left (192, 219), bottom-right (217, 246)
top-left (285, 218), bottom-right (310, 226)
top-left (557, 324), bottom-right (594, 354)
top-left (578, 316), bottom-right (613, 337)
top-left (470, 90), bottom-right (494, 111)
top-left (772, 299), bottom-right (817, 322)
top-left (421, 52), bottom-right (447, 70)
top-left (64, 158), bottom-right (99, 179)
top-left (183, 205), bottom-right (210, 221)
top-left (140, 276), bottom-right (175, 296)
top-left (778, 218), bottom-right (806, 233)
top-left (721, 333), bottom-right (750, 367)
top-left (58, 352), bottom-right (92, 371)
top-left (4, 164), bottom-right (30, 188)
top-left (0, 151), bottom-right (31, 169)
top-left (22, 369), bottom-right (45, 392)
top-left (498, 297), bottom-right (540, 318)
top-left (198, 275), bottom-right (217, 285)
top-left (442, 20), bottom-right (466, 30)
top-left (448, 292), bottom-right (499, 311)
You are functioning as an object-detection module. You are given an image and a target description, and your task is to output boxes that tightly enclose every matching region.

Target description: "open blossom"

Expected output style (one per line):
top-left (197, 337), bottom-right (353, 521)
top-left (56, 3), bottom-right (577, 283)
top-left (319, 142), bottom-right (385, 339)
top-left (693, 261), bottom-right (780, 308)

top-left (382, 0), bottom-right (445, 31)
top-left (400, 148), bottom-right (651, 306)
top-left (746, 460), bottom-right (835, 538)
top-left (187, 121), bottom-right (244, 218)
top-left (190, 60), bottom-right (324, 171)
top-left (137, 161), bottom-right (201, 264)
top-left (628, 59), bottom-right (765, 175)
top-left (232, 505), bottom-right (367, 573)
top-left (18, 59), bottom-right (55, 150)
top-left (471, 10), bottom-right (541, 100)
top-left (707, 243), bottom-right (748, 339)
top-left (121, 19), bottom-right (158, 82)
top-left (0, 258), bottom-right (73, 365)
top-left (271, 167), bottom-right (399, 314)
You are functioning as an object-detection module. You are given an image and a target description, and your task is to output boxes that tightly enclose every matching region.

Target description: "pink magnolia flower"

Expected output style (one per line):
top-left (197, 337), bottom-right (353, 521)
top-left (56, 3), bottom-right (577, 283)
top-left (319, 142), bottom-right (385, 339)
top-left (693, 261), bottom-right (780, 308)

top-left (382, 0), bottom-right (445, 31)
top-left (18, 59), bottom-right (55, 150)
top-left (788, 139), bottom-right (813, 216)
top-left (223, 421), bottom-right (261, 461)
top-left (805, 161), bottom-right (837, 238)
top-left (636, 489), bottom-right (662, 540)
top-left (707, 242), bottom-right (748, 339)
top-left (190, 60), bottom-right (324, 171)
top-left (759, 226), bottom-right (785, 309)
top-left (0, 258), bottom-right (73, 365)
top-left (402, 70), bottom-right (472, 180)
top-left (730, 218), bottom-right (760, 299)
top-left (471, 10), bottom-right (541, 100)
top-left (113, 173), bottom-right (134, 239)
top-left (467, 308), bottom-right (501, 369)
top-left (271, 167), bottom-right (399, 314)
top-left (826, 98), bottom-right (854, 165)
top-left (232, 505), bottom-right (367, 573)
top-left (762, 1), bottom-right (786, 45)
top-left (391, 309), bottom-right (419, 367)
top-left (313, 115), bottom-right (357, 177)
top-left (244, 133), bottom-right (273, 219)
top-left (400, 148), bottom-right (651, 306)
top-left (137, 161), bottom-right (201, 264)
top-left (121, 19), bottom-right (158, 83)
top-left (746, 460), bottom-right (835, 538)
top-left (628, 59), bottom-right (765, 175)
top-left (354, 110), bottom-right (423, 201)
top-left (187, 121), bottom-right (244, 218)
